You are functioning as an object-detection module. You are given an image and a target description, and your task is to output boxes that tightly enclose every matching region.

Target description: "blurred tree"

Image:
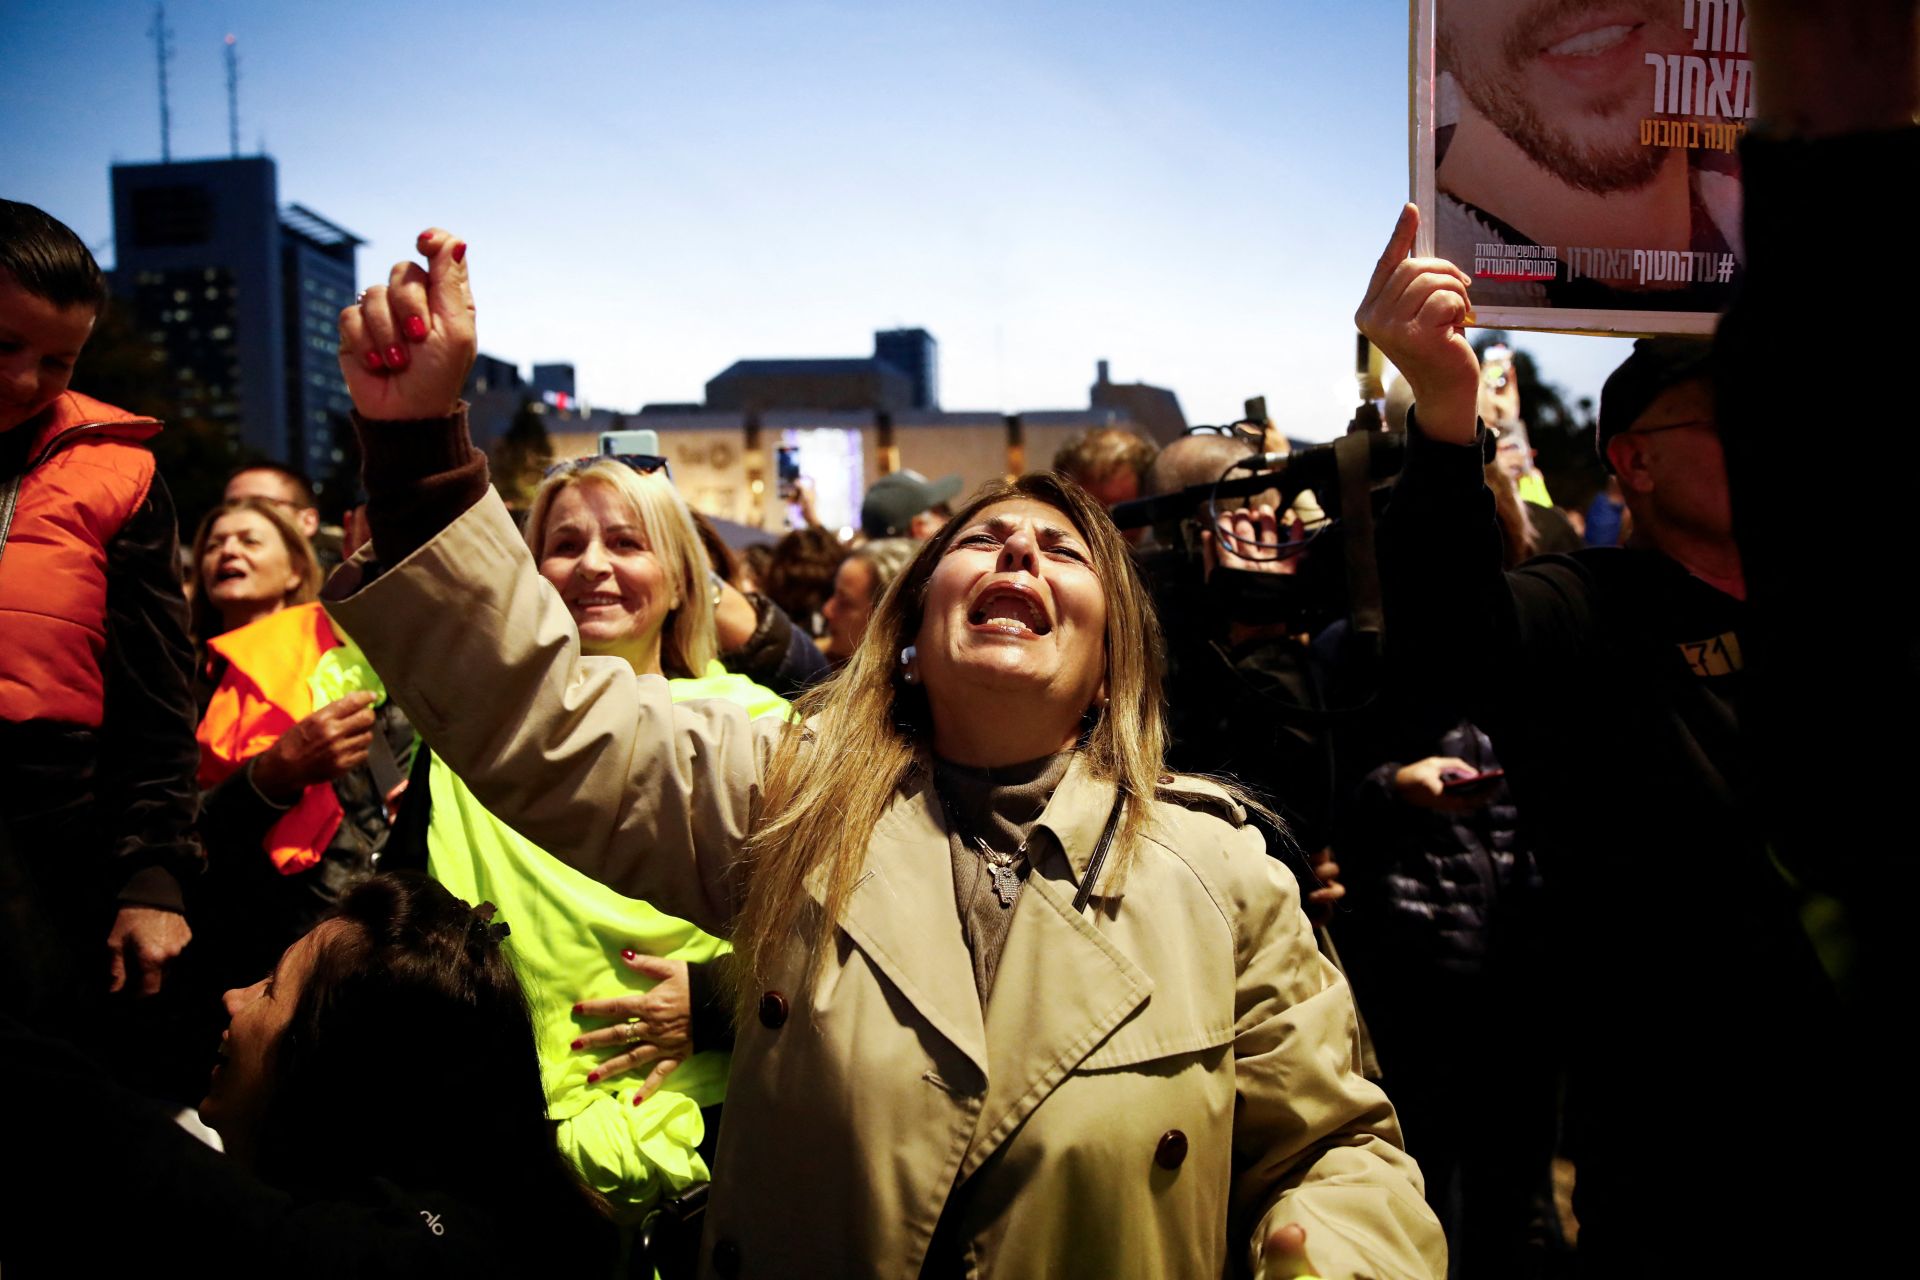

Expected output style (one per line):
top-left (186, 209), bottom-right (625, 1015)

top-left (491, 397), bottom-right (553, 512)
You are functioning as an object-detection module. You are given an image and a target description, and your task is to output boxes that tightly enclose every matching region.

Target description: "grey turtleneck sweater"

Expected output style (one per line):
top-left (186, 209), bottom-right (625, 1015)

top-left (931, 752), bottom-right (1073, 1003)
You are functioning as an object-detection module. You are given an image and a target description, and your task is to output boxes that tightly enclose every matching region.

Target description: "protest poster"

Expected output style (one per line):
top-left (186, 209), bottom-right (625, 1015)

top-left (1411, 0), bottom-right (1751, 334)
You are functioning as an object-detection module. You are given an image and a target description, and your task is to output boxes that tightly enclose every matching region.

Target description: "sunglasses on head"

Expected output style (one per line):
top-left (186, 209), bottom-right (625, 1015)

top-left (543, 453), bottom-right (672, 481)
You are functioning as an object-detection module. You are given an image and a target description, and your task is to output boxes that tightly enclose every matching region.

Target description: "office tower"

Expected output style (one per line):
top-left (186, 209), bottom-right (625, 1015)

top-left (279, 204), bottom-right (362, 482)
top-left (110, 156), bottom-right (361, 480)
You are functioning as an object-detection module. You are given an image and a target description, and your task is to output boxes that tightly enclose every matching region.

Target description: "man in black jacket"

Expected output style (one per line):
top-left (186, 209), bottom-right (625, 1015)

top-left (1356, 207), bottom-right (1848, 1272)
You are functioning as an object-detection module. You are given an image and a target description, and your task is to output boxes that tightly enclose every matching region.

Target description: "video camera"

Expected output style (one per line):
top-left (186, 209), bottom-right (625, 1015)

top-left (1110, 414), bottom-right (1404, 643)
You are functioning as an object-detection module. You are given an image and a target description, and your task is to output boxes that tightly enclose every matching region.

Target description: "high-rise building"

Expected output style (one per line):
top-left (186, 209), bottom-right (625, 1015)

top-left (279, 204), bottom-right (363, 482)
top-left (873, 328), bottom-right (938, 410)
top-left (109, 156), bottom-right (362, 485)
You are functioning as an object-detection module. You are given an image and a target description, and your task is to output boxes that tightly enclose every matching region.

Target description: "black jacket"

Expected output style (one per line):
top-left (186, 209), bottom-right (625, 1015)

top-left (192, 682), bottom-right (416, 992)
top-left (1340, 719), bottom-right (1536, 982)
top-left (0, 452), bottom-right (202, 935)
top-left (1377, 414), bottom-right (1840, 1262)
top-left (721, 591), bottom-right (830, 702)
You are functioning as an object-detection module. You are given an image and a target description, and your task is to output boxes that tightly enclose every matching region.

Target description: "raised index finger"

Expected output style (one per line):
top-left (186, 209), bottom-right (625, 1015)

top-left (1363, 203), bottom-right (1420, 308)
top-left (416, 226), bottom-right (474, 336)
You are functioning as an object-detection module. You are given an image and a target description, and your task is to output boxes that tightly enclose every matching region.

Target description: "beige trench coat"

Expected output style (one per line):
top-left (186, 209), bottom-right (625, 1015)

top-left (328, 493), bottom-right (1444, 1280)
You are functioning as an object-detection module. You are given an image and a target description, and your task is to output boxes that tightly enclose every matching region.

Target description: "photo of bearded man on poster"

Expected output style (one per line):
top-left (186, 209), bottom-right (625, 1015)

top-left (1432, 0), bottom-right (1744, 314)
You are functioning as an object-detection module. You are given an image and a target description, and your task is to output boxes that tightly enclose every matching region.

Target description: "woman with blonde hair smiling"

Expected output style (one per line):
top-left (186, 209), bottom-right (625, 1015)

top-left (325, 229), bottom-right (1444, 1279)
top-left (406, 453), bottom-right (789, 1222)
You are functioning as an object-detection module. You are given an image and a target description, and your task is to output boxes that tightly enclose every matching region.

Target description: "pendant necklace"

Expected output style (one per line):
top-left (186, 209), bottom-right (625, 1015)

top-left (935, 781), bottom-right (1027, 910)
top-left (969, 835), bottom-right (1025, 909)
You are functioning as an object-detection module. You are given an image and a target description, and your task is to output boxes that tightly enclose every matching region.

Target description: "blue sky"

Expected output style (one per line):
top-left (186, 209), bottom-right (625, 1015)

top-left (3, 0), bottom-right (1629, 440)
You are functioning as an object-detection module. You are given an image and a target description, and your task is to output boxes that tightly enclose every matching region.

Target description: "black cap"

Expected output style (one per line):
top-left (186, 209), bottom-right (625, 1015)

top-left (1597, 337), bottom-right (1714, 472)
top-left (860, 470), bottom-right (963, 539)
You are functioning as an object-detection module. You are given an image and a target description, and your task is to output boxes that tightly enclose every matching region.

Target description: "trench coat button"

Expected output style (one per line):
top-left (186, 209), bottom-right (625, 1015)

top-left (712, 1237), bottom-right (741, 1277)
top-left (758, 990), bottom-right (789, 1029)
top-left (1154, 1128), bottom-right (1189, 1170)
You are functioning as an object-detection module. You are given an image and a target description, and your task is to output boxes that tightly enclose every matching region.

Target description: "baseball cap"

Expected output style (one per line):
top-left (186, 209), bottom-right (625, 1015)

top-left (860, 469), bottom-right (963, 539)
top-left (1597, 338), bottom-right (1714, 472)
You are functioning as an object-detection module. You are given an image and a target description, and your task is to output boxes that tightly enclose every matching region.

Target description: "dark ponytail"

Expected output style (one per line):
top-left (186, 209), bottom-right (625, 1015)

top-left (258, 873), bottom-right (607, 1249)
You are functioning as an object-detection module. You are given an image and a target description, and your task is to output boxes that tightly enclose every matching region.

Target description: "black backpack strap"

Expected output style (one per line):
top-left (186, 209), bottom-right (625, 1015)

top-left (0, 473), bottom-right (22, 571)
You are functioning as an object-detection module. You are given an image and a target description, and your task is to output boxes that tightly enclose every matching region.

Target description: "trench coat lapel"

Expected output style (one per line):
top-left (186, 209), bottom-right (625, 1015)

top-left (825, 780), bottom-right (991, 1079)
top-left (962, 760), bottom-right (1152, 1179)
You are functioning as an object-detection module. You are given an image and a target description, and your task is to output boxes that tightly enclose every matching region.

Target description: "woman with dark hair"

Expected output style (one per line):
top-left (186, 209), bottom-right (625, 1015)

top-left (821, 536), bottom-right (916, 665)
top-left (1, 872), bottom-right (613, 1275)
top-left (325, 231), bottom-right (1443, 1279)
top-left (762, 524), bottom-right (846, 639)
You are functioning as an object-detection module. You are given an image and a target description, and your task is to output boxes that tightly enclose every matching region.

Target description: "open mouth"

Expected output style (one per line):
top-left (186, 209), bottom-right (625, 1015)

top-left (968, 584), bottom-right (1052, 636)
top-left (213, 564), bottom-right (247, 584)
top-left (571, 592), bottom-right (624, 610)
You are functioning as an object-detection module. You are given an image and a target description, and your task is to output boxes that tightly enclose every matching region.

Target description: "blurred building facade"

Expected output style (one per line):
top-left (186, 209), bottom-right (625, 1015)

top-left (546, 404), bottom-right (1141, 535)
top-left (468, 329), bottom-right (1164, 535)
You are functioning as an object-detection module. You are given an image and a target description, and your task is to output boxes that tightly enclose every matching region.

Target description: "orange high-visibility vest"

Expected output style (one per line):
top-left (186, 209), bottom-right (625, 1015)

top-left (196, 603), bottom-right (344, 875)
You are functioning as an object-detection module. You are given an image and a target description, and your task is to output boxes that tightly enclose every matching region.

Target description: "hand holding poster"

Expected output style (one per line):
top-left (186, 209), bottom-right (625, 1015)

top-left (1413, 0), bottom-right (1751, 333)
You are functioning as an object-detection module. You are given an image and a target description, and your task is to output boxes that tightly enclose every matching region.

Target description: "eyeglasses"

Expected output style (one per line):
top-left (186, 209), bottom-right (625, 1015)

top-left (543, 453), bottom-right (671, 480)
top-left (1182, 419), bottom-right (1265, 445)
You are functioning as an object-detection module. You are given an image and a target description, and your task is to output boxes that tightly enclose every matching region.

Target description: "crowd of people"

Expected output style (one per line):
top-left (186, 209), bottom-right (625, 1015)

top-left (2, 6), bottom-right (1912, 1275)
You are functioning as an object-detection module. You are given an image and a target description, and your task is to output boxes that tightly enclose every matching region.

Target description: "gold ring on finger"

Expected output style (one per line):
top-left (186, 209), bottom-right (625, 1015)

top-left (625, 1021), bottom-right (647, 1044)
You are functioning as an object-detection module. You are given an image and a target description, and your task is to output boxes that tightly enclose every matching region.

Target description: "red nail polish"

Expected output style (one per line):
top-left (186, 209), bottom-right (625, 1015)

top-left (404, 316), bottom-right (427, 342)
top-left (569, 1038), bottom-right (583, 1050)
top-left (416, 230), bottom-right (433, 250)
top-left (571, 1002), bottom-right (584, 1015)
top-left (452, 241), bottom-right (467, 264)
top-left (621, 949), bottom-right (638, 962)
top-left (384, 345), bottom-right (406, 370)
top-left (362, 349), bottom-right (384, 372)
top-left (633, 1093), bottom-right (645, 1107)
top-left (586, 1070), bottom-right (600, 1084)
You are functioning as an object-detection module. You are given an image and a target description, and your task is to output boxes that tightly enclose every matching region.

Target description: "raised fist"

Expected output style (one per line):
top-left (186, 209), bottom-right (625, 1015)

top-left (337, 227), bottom-right (477, 421)
top-left (1354, 203), bottom-right (1481, 446)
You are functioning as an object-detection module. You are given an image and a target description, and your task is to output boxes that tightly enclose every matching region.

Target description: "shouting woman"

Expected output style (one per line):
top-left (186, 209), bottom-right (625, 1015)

top-left (323, 229), bottom-right (1443, 1280)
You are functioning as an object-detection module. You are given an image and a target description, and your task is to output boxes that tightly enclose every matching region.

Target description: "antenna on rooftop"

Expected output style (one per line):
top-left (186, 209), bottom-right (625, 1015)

top-left (148, 1), bottom-right (174, 162)
top-left (224, 34), bottom-right (241, 158)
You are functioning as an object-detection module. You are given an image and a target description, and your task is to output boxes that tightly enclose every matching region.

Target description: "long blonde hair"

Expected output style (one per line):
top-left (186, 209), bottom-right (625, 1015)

top-left (523, 460), bottom-right (718, 679)
top-left (732, 472), bottom-right (1169, 1006)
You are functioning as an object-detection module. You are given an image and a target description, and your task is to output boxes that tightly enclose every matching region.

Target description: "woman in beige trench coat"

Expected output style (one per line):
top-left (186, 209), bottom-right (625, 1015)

top-left (326, 230), bottom-right (1445, 1280)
